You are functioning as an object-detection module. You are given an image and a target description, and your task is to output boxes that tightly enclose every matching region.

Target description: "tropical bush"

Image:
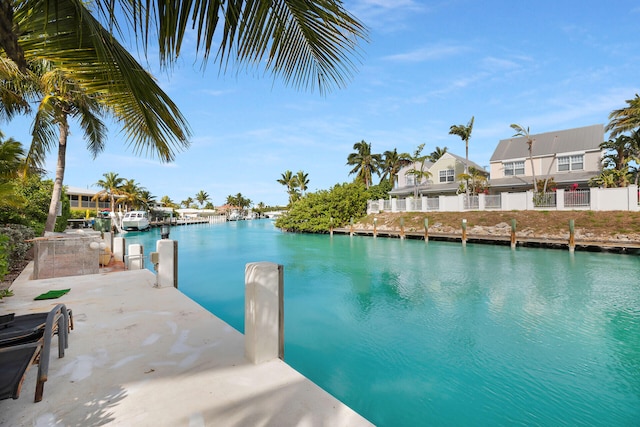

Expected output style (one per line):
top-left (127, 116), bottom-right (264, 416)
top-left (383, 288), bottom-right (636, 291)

top-left (0, 234), bottom-right (9, 280)
top-left (0, 177), bottom-right (70, 234)
top-left (275, 182), bottom-right (371, 232)
top-left (0, 224), bottom-right (35, 280)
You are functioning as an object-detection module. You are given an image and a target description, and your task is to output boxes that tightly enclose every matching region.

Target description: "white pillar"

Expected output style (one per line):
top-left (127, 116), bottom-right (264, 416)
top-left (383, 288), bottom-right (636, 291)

top-left (590, 187), bottom-right (598, 210)
top-left (391, 198), bottom-right (398, 212)
top-left (127, 243), bottom-right (144, 270)
top-left (156, 239), bottom-right (178, 288)
top-left (629, 185), bottom-right (639, 211)
top-left (479, 193), bottom-right (486, 210)
top-left (113, 236), bottom-right (125, 262)
top-left (556, 189), bottom-right (565, 210)
top-left (526, 190), bottom-right (534, 210)
top-left (245, 262), bottom-right (284, 364)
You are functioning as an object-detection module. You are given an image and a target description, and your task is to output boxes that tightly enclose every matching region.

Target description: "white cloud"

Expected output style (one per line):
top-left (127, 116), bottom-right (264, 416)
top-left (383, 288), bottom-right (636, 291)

top-left (383, 43), bottom-right (469, 62)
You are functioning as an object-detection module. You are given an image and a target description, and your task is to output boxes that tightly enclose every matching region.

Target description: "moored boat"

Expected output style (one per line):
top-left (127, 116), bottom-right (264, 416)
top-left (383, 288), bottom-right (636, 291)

top-left (122, 211), bottom-right (150, 231)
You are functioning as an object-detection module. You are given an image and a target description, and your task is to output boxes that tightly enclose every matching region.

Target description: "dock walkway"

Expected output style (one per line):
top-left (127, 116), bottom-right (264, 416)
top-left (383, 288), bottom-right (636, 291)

top-left (0, 264), bottom-right (373, 426)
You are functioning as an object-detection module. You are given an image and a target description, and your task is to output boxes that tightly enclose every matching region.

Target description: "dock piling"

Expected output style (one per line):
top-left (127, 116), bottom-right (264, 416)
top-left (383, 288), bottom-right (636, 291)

top-left (462, 219), bottom-right (467, 247)
top-left (424, 218), bottom-right (429, 244)
top-left (569, 219), bottom-right (575, 252)
top-left (373, 217), bottom-right (377, 238)
top-left (400, 217), bottom-right (405, 239)
top-left (510, 219), bottom-right (517, 250)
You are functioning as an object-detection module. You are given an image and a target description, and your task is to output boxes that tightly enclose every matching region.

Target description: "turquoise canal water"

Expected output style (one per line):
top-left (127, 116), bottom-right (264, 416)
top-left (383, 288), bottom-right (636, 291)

top-left (124, 220), bottom-right (640, 426)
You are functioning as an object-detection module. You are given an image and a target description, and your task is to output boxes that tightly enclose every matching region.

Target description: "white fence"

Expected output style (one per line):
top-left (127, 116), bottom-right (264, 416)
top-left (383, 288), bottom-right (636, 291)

top-left (367, 185), bottom-right (640, 213)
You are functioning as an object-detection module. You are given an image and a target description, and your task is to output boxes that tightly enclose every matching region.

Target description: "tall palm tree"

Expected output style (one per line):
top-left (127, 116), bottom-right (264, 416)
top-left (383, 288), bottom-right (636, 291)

top-left (601, 135), bottom-right (635, 171)
top-left (181, 197), bottom-right (194, 209)
top-left (406, 143), bottom-right (432, 198)
top-left (277, 170), bottom-right (299, 204)
top-left (380, 148), bottom-right (411, 188)
top-left (1, 0), bottom-right (366, 95)
top-left (119, 178), bottom-right (147, 210)
top-left (138, 190), bottom-right (156, 210)
top-left (1, 5), bottom-right (191, 233)
top-left (93, 172), bottom-right (125, 213)
top-left (457, 167), bottom-right (488, 195)
top-left (428, 146), bottom-right (448, 162)
top-left (347, 140), bottom-right (382, 189)
top-left (449, 116), bottom-right (474, 196)
top-left (160, 195), bottom-right (177, 208)
top-left (195, 190), bottom-right (210, 208)
top-left (0, 131), bottom-right (27, 210)
top-left (0, 131), bottom-right (25, 180)
top-left (606, 94), bottom-right (640, 137)
top-left (295, 171), bottom-right (309, 195)
top-left (510, 124), bottom-right (537, 192)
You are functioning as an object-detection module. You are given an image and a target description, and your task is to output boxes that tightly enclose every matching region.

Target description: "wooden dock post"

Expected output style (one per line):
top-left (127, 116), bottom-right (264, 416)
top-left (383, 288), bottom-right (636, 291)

top-left (424, 218), bottom-right (429, 244)
top-left (330, 217), bottom-right (334, 236)
top-left (462, 219), bottom-right (467, 247)
top-left (569, 219), bottom-right (575, 252)
top-left (510, 218), bottom-right (517, 250)
top-left (400, 217), bottom-right (405, 239)
top-left (373, 217), bottom-right (378, 238)
top-left (349, 217), bottom-right (354, 236)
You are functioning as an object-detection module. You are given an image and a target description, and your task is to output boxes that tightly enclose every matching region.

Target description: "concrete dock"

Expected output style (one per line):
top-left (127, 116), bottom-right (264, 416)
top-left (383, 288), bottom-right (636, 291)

top-left (0, 264), bottom-right (373, 426)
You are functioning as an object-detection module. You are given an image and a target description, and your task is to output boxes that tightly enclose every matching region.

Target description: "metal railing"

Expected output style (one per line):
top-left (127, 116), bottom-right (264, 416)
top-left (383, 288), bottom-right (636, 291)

top-left (464, 195), bottom-right (479, 210)
top-left (533, 192), bottom-right (557, 208)
top-left (564, 190), bottom-right (590, 207)
top-left (366, 186), bottom-right (639, 213)
top-left (485, 194), bottom-right (501, 209)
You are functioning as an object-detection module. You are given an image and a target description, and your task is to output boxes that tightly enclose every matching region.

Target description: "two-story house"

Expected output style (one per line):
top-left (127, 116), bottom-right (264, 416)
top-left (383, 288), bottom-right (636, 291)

top-left (488, 124), bottom-right (604, 193)
top-left (390, 152), bottom-right (487, 197)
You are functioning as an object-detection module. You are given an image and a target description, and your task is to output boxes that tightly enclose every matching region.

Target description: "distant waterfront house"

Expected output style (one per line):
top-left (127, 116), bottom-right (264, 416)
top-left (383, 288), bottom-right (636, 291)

top-left (66, 186), bottom-right (109, 210)
top-left (488, 124), bottom-right (604, 193)
top-left (390, 152), bottom-right (486, 197)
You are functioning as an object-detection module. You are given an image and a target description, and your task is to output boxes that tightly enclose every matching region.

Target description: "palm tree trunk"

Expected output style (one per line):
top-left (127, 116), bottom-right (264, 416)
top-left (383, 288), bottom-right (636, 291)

top-left (465, 140), bottom-right (469, 197)
top-left (44, 120), bottom-right (68, 233)
top-left (529, 141), bottom-right (537, 192)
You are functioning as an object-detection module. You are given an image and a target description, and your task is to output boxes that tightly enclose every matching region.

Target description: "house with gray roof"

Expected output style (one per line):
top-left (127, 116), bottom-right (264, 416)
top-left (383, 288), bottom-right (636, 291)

top-left (390, 152), bottom-right (487, 197)
top-left (488, 124), bottom-right (604, 192)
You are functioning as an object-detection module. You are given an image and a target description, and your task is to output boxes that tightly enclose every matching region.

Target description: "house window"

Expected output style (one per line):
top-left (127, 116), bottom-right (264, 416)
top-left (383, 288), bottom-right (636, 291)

top-left (406, 174), bottom-right (415, 186)
top-left (504, 161), bottom-right (525, 176)
top-left (557, 155), bottom-right (583, 171)
top-left (439, 169), bottom-right (455, 183)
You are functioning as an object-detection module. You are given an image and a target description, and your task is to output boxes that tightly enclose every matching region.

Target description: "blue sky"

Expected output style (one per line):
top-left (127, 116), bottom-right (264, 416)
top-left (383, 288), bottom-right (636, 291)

top-left (3, 1), bottom-right (640, 206)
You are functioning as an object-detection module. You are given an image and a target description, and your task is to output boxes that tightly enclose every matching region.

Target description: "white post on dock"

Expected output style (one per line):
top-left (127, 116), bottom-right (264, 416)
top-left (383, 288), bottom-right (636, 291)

top-left (156, 239), bottom-right (178, 288)
top-left (245, 262), bottom-right (284, 364)
top-left (126, 244), bottom-right (144, 270)
top-left (113, 236), bottom-right (125, 262)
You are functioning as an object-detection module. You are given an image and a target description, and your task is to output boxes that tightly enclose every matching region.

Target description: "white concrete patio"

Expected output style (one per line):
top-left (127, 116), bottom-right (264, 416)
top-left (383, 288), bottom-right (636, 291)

top-left (0, 264), bottom-right (373, 426)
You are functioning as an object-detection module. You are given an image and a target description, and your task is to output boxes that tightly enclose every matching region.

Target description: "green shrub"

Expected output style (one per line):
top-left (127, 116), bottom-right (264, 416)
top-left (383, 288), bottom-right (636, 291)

top-left (0, 234), bottom-right (9, 280)
top-left (275, 182), bottom-right (369, 232)
top-left (0, 224), bottom-right (35, 272)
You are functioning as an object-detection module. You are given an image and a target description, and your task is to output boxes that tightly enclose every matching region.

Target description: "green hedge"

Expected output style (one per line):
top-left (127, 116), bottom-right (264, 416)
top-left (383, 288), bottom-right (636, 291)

top-left (275, 182), bottom-right (371, 232)
top-left (0, 224), bottom-right (35, 281)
